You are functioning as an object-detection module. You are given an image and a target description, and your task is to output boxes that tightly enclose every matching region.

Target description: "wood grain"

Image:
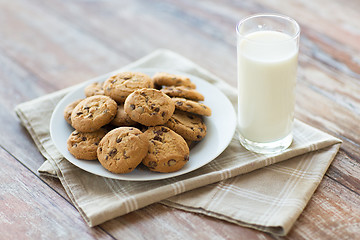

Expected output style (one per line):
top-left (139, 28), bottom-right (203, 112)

top-left (0, 0), bottom-right (359, 239)
top-left (0, 147), bottom-right (110, 239)
top-left (286, 176), bottom-right (360, 239)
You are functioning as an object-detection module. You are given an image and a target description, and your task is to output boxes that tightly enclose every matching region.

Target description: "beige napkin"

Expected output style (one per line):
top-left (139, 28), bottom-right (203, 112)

top-left (15, 49), bottom-right (341, 236)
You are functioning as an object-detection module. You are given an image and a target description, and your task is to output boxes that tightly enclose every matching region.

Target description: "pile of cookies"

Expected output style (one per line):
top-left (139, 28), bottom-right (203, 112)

top-left (64, 71), bottom-right (211, 174)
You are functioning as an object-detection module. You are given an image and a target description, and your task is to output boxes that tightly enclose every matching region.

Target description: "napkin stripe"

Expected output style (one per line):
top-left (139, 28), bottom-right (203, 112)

top-left (263, 153), bottom-right (314, 223)
top-left (256, 157), bottom-right (307, 223)
top-left (267, 165), bottom-right (323, 181)
top-left (172, 181), bottom-right (186, 195)
top-left (207, 155), bottom-right (237, 180)
top-left (104, 179), bottom-right (138, 213)
top-left (213, 182), bottom-right (304, 207)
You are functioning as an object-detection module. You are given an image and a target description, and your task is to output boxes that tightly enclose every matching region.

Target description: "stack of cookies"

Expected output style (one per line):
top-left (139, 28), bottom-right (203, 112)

top-left (64, 71), bottom-right (211, 174)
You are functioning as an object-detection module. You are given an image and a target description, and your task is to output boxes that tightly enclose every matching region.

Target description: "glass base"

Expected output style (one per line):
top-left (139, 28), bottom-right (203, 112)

top-left (238, 133), bottom-right (293, 154)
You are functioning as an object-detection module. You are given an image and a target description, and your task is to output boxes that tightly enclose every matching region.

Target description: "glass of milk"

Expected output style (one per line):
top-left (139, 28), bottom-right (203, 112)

top-left (236, 14), bottom-right (300, 154)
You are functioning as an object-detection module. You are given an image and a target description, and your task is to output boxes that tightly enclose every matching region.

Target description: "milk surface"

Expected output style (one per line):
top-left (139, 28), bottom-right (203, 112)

top-left (237, 30), bottom-right (298, 143)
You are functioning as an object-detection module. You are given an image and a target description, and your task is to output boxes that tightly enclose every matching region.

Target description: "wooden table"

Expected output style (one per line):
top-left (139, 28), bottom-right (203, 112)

top-left (1, 0), bottom-right (359, 239)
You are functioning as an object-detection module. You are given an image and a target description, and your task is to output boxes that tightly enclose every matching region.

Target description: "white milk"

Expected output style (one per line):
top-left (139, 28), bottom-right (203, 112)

top-left (237, 30), bottom-right (298, 143)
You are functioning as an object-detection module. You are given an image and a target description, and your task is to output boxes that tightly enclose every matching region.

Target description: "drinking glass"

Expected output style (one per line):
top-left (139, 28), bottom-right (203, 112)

top-left (236, 14), bottom-right (300, 154)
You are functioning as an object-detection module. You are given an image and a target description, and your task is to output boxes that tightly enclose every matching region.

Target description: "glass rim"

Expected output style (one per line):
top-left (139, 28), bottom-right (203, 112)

top-left (236, 13), bottom-right (300, 42)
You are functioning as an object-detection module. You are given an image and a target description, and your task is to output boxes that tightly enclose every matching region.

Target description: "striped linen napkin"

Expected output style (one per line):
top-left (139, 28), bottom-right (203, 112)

top-left (15, 49), bottom-right (341, 236)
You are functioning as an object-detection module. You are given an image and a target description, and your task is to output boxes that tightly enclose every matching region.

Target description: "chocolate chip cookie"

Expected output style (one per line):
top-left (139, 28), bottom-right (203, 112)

top-left (103, 71), bottom-right (154, 103)
top-left (67, 128), bottom-right (107, 160)
top-left (71, 95), bottom-right (117, 132)
top-left (152, 72), bottom-right (196, 89)
top-left (142, 126), bottom-right (190, 173)
top-left (111, 104), bottom-right (138, 127)
top-left (84, 82), bottom-right (105, 97)
top-left (124, 88), bottom-right (175, 126)
top-left (160, 86), bottom-right (204, 101)
top-left (97, 127), bottom-right (148, 174)
top-left (165, 110), bottom-right (207, 141)
top-left (172, 97), bottom-right (212, 116)
top-left (63, 99), bottom-right (83, 125)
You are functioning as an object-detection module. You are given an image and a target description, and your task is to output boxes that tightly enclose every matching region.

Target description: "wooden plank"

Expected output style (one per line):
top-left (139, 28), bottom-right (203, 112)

top-left (254, 0), bottom-right (360, 53)
top-left (0, 0), bottom-right (131, 91)
top-left (0, 147), bottom-right (112, 239)
top-left (286, 175), bottom-right (360, 239)
top-left (25, 0), bottom-right (239, 85)
top-left (326, 150), bottom-right (360, 194)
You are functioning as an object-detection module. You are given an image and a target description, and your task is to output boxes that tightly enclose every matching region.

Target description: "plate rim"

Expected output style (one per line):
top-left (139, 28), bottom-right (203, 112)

top-left (50, 68), bottom-right (237, 181)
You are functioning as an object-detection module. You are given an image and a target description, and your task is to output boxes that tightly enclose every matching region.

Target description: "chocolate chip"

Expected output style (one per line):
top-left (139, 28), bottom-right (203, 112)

top-left (94, 142), bottom-right (99, 145)
top-left (130, 104), bottom-right (135, 110)
top-left (197, 135), bottom-right (202, 139)
top-left (123, 150), bottom-right (129, 159)
top-left (161, 127), bottom-right (169, 132)
top-left (199, 128), bottom-right (204, 132)
top-left (162, 112), bottom-right (166, 117)
top-left (76, 112), bottom-right (83, 115)
top-left (140, 92), bottom-right (147, 97)
top-left (99, 147), bottom-right (102, 152)
top-left (116, 137), bottom-right (122, 143)
top-left (111, 79), bottom-right (117, 84)
top-left (153, 130), bottom-right (163, 135)
top-left (81, 137), bottom-right (87, 141)
top-left (148, 161), bottom-right (157, 169)
top-left (73, 143), bottom-right (78, 147)
top-left (176, 101), bottom-right (183, 106)
top-left (202, 105), bottom-right (207, 109)
top-left (184, 155), bottom-right (189, 161)
top-left (84, 106), bottom-right (90, 110)
top-left (109, 148), bottom-right (117, 156)
top-left (105, 155), bottom-right (108, 160)
top-left (153, 135), bottom-right (162, 141)
top-left (167, 159), bottom-right (176, 166)
top-left (154, 107), bottom-right (160, 112)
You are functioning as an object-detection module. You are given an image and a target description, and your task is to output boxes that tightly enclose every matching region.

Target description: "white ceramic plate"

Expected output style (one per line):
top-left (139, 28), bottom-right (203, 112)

top-left (50, 68), bottom-right (236, 181)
